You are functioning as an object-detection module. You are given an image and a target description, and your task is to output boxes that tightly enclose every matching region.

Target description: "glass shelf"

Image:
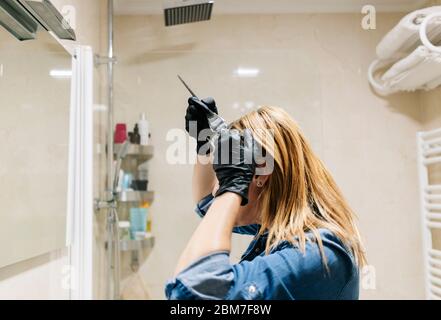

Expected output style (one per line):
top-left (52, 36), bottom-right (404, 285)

top-left (120, 234), bottom-right (155, 273)
top-left (114, 143), bottom-right (154, 161)
top-left (117, 190), bottom-right (154, 203)
top-left (120, 234), bottom-right (155, 252)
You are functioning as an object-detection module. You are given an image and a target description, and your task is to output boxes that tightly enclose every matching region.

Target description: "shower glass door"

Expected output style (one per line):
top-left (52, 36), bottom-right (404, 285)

top-left (0, 29), bottom-right (72, 268)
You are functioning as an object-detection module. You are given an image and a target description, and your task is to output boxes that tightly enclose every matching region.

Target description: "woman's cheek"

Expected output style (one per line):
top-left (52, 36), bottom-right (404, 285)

top-left (235, 204), bottom-right (256, 226)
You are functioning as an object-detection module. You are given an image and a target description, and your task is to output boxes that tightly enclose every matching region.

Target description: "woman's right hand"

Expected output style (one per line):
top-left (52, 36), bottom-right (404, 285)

top-left (185, 97), bottom-right (218, 155)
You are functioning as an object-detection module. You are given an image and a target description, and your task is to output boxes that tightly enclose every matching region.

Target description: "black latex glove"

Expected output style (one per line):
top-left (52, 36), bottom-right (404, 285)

top-left (185, 96), bottom-right (218, 155)
top-left (213, 129), bottom-right (256, 206)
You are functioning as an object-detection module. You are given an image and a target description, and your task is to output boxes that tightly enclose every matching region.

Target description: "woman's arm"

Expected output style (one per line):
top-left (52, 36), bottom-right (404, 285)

top-left (192, 154), bottom-right (217, 204)
top-left (184, 96), bottom-right (218, 203)
top-left (174, 192), bottom-right (241, 276)
top-left (174, 130), bottom-right (256, 275)
top-left (167, 129), bottom-right (258, 299)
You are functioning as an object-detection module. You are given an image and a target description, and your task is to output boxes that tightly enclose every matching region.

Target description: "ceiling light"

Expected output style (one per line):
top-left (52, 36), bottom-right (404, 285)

top-left (50, 69), bottom-right (72, 78)
top-left (234, 67), bottom-right (260, 77)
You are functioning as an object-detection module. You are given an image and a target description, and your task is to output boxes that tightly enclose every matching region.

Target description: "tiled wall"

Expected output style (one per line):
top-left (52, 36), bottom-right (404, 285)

top-left (421, 89), bottom-right (441, 129)
top-left (113, 13), bottom-right (425, 299)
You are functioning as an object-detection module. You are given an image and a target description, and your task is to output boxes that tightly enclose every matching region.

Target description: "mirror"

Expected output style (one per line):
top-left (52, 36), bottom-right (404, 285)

top-left (0, 29), bottom-right (72, 268)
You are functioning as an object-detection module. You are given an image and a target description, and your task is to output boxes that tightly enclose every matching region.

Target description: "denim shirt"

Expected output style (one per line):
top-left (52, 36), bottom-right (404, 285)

top-left (165, 194), bottom-right (359, 300)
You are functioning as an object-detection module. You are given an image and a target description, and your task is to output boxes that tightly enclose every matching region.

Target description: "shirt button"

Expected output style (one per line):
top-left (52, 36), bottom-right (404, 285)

top-left (248, 285), bottom-right (256, 294)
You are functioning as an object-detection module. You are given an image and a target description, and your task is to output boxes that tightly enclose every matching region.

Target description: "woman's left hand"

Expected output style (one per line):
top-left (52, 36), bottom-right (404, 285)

top-left (213, 129), bottom-right (256, 205)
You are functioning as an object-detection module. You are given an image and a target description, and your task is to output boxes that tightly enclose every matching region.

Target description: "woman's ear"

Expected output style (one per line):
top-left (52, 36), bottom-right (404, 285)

top-left (255, 175), bottom-right (270, 188)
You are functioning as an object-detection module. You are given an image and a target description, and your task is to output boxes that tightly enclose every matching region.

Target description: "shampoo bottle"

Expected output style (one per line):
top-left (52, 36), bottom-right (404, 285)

top-left (138, 113), bottom-right (150, 146)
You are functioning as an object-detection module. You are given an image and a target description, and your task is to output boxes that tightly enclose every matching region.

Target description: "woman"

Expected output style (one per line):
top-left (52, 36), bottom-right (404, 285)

top-left (165, 98), bottom-right (366, 300)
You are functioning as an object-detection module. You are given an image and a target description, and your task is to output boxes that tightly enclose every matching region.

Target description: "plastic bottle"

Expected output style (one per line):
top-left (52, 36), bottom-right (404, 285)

top-left (130, 124), bottom-right (141, 144)
top-left (118, 221), bottom-right (131, 241)
top-left (141, 202), bottom-right (152, 233)
top-left (114, 123), bottom-right (127, 143)
top-left (138, 113), bottom-right (149, 146)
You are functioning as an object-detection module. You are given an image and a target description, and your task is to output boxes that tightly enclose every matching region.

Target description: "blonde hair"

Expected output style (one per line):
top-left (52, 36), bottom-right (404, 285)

top-left (231, 106), bottom-right (367, 267)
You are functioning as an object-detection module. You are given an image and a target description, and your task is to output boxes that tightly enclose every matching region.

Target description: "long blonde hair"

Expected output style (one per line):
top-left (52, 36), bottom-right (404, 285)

top-left (231, 106), bottom-right (367, 267)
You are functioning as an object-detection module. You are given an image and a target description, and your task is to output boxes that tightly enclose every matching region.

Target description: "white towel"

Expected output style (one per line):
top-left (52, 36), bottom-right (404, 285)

top-left (381, 45), bottom-right (441, 91)
top-left (376, 6), bottom-right (441, 60)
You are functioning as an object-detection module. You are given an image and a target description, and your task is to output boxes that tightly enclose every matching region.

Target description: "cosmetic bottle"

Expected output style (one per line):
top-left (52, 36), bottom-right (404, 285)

top-left (130, 124), bottom-right (141, 144)
top-left (130, 208), bottom-right (148, 240)
top-left (132, 164), bottom-right (149, 191)
top-left (138, 113), bottom-right (150, 146)
top-left (142, 202), bottom-right (152, 233)
top-left (114, 123), bottom-right (127, 144)
top-left (118, 221), bottom-right (130, 241)
top-left (122, 173), bottom-right (134, 190)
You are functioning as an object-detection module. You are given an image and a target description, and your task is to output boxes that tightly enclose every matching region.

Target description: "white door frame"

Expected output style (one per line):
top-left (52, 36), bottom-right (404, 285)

top-left (66, 45), bottom-right (94, 300)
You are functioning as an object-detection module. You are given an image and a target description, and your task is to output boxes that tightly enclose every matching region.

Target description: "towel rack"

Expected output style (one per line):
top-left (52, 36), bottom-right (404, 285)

top-left (417, 127), bottom-right (441, 300)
